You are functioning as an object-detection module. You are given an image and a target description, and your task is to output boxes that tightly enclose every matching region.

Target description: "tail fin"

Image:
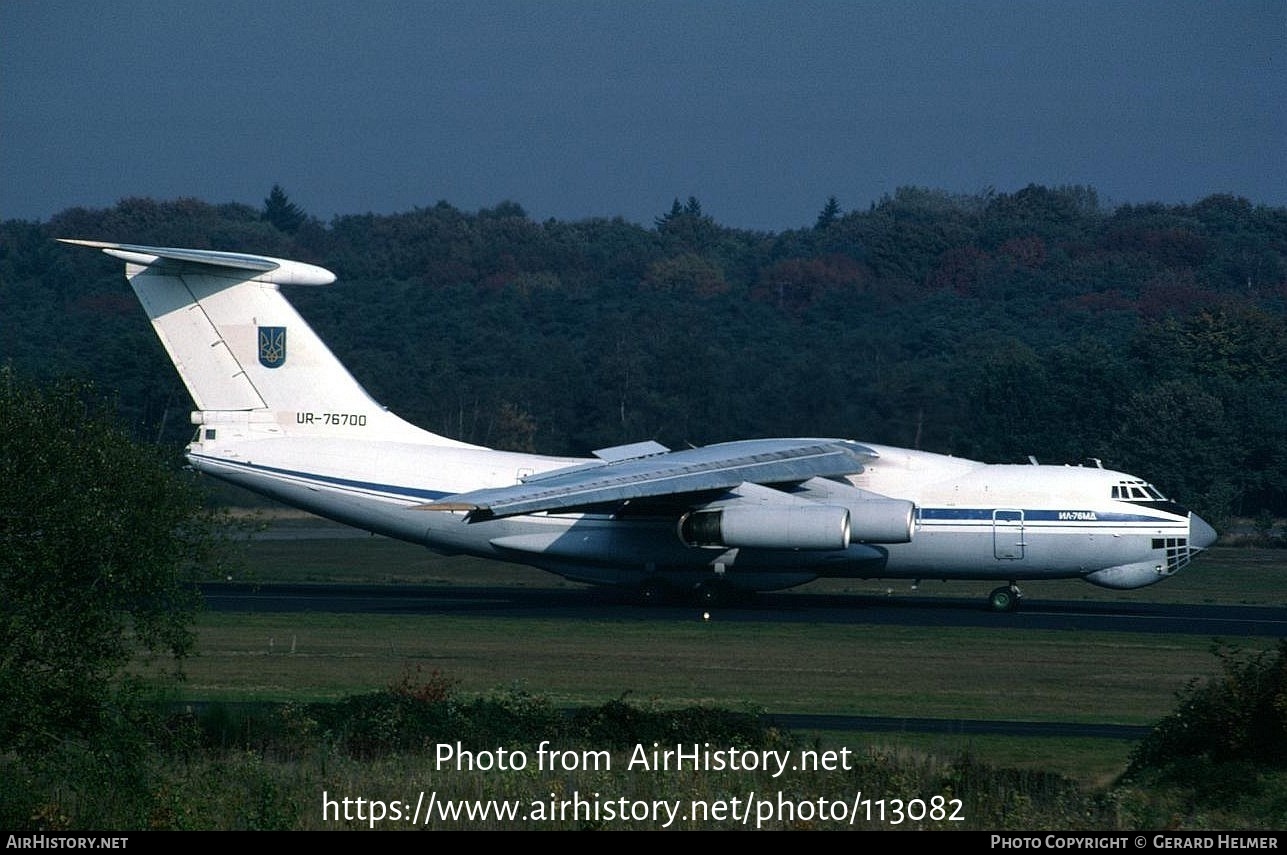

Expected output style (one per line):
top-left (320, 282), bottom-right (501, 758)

top-left (60, 240), bottom-right (467, 445)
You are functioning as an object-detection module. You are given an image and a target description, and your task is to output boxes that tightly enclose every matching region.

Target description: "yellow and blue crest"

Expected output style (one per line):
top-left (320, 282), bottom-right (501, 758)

top-left (258, 326), bottom-right (286, 368)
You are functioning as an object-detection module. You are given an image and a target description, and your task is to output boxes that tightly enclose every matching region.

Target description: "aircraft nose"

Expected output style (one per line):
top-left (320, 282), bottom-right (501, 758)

top-left (1189, 513), bottom-right (1218, 550)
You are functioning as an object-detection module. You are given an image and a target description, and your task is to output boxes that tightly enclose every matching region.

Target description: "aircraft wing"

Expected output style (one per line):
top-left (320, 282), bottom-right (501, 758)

top-left (417, 438), bottom-right (876, 519)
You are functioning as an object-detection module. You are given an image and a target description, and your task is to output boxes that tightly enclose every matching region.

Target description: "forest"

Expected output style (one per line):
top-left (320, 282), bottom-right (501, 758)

top-left (2, 184), bottom-right (1285, 524)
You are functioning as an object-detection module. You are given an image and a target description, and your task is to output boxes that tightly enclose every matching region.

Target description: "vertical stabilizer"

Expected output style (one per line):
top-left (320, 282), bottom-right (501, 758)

top-left (60, 240), bottom-right (470, 446)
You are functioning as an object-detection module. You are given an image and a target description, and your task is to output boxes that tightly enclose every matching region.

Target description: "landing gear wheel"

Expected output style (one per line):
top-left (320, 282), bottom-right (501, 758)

top-left (988, 585), bottom-right (1022, 613)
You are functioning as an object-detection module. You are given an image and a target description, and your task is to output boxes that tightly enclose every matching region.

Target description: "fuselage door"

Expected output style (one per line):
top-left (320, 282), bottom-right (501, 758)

top-left (993, 509), bottom-right (1025, 560)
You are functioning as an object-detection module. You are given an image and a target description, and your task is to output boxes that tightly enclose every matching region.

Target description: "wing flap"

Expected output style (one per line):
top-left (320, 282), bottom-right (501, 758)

top-left (415, 438), bottom-right (876, 519)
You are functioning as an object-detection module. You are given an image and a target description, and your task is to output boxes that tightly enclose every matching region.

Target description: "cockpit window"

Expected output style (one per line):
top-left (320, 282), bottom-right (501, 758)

top-left (1113, 480), bottom-right (1167, 502)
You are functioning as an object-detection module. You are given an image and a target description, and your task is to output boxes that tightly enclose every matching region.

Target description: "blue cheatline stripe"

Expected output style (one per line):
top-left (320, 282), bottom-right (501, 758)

top-left (188, 453), bottom-right (451, 503)
top-left (918, 508), bottom-right (1178, 524)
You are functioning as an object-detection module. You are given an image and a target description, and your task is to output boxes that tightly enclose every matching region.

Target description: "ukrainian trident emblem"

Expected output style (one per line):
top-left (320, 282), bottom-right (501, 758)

top-left (258, 326), bottom-right (286, 368)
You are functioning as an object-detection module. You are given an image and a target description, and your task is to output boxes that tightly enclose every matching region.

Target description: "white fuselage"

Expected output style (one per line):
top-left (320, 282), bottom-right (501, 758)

top-left (187, 427), bottom-right (1204, 594)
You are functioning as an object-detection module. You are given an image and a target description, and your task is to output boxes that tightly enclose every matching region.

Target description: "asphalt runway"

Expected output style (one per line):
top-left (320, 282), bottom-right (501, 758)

top-left (197, 581), bottom-right (1287, 637)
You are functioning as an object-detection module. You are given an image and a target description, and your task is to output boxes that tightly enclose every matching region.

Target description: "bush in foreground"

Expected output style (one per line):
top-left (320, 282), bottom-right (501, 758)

top-left (1116, 641), bottom-right (1287, 825)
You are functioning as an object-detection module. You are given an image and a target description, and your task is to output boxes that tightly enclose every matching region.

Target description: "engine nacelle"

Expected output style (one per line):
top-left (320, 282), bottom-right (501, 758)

top-left (846, 499), bottom-right (915, 544)
top-left (679, 505), bottom-right (851, 550)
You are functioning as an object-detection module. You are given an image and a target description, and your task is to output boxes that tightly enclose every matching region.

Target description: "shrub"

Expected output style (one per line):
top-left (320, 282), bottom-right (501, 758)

top-left (1127, 641), bottom-right (1287, 776)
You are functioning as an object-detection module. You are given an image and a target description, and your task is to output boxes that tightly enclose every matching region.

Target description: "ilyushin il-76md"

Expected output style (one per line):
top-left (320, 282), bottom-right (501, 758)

top-left (61, 239), bottom-right (1217, 611)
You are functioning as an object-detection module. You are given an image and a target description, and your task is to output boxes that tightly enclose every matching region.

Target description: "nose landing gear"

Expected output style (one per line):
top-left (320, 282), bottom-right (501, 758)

top-left (988, 583), bottom-right (1023, 612)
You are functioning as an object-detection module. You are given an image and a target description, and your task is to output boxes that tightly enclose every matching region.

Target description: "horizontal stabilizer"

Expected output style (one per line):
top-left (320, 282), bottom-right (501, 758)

top-left (58, 239), bottom-right (336, 286)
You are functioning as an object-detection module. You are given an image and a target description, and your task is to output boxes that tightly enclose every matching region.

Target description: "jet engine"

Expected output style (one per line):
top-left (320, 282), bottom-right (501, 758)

top-left (844, 498), bottom-right (915, 544)
top-left (679, 505), bottom-right (851, 550)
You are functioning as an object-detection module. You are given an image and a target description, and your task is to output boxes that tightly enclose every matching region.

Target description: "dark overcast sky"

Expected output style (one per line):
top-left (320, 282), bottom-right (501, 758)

top-left (2, 1), bottom-right (1283, 231)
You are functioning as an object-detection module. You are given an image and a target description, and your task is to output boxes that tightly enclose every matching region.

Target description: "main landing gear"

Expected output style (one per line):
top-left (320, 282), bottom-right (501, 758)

top-left (988, 583), bottom-right (1023, 613)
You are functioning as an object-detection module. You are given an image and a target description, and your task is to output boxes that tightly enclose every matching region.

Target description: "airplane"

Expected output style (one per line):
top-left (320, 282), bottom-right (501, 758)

top-left (60, 239), bottom-right (1219, 611)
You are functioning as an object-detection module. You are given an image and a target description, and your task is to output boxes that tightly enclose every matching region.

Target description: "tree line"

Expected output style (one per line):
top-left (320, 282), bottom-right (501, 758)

top-left (2, 184), bottom-right (1285, 523)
